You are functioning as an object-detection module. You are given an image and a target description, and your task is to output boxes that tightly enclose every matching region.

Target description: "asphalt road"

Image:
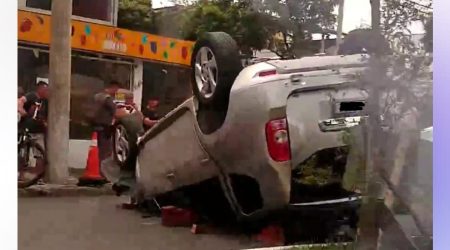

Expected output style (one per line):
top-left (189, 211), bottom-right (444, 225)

top-left (18, 196), bottom-right (256, 250)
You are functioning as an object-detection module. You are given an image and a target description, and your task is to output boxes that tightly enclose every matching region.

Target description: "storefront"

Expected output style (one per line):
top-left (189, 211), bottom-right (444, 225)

top-left (142, 62), bottom-right (192, 114)
top-left (18, 46), bottom-right (135, 138)
top-left (18, 10), bottom-right (194, 167)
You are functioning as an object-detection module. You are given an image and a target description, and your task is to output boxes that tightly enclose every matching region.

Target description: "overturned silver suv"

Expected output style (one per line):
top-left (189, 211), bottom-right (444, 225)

top-left (113, 32), bottom-right (368, 222)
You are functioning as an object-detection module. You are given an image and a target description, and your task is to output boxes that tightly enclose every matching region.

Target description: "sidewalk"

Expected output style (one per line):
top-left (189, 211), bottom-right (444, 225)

top-left (18, 183), bottom-right (114, 197)
top-left (18, 168), bottom-right (115, 197)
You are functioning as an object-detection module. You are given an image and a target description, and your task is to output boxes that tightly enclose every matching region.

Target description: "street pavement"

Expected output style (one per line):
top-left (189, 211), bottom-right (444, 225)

top-left (19, 196), bottom-right (256, 250)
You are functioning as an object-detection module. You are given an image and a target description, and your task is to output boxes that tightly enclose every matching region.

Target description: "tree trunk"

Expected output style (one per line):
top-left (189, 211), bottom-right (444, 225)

top-left (47, 0), bottom-right (73, 183)
top-left (336, 0), bottom-right (345, 54)
top-left (371, 0), bottom-right (381, 34)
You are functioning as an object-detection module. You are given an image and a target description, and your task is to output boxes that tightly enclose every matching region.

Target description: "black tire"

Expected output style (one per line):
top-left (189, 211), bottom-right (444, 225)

top-left (191, 32), bottom-right (242, 109)
top-left (18, 141), bottom-right (46, 188)
top-left (112, 124), bottom-right (130, 168)
top-left (112, 112), bottom-right (144, 168)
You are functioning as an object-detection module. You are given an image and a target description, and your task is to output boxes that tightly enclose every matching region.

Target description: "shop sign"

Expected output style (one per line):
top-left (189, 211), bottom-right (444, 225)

top-left (18, 10), bottom-right (195, 66)
top-left (102, 39), bottom-right (127, 53)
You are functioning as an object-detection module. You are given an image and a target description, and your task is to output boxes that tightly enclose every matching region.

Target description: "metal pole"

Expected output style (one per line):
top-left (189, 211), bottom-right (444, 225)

top-left (47, 0), bottom-right (73, 183)
top-left (336, 0), bottom-right (345, 54)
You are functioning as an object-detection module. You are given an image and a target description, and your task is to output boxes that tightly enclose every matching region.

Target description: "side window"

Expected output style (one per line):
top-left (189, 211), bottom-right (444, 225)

top-left (25, 0), bottom-right (113, 23)
top-left (26, 0), bottom-right (52, 11)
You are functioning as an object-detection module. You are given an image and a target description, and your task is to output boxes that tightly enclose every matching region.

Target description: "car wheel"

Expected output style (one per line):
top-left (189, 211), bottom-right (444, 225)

top-left (113, 124), bottom-right (130, 167)
top-left (191, 32), bottom-right (242, 109)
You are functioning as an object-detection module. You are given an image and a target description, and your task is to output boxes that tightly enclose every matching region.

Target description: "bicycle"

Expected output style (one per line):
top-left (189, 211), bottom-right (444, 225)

top-left (18, 128), bottom-right (46, 188)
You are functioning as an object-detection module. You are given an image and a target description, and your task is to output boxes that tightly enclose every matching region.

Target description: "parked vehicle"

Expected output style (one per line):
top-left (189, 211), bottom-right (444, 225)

top-left (115, 32), bottom-right (369, 221)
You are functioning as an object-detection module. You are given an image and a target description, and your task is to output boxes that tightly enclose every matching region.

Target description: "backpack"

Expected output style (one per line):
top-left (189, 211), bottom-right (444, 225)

top-left (85, 93), bottom-right (115, 126)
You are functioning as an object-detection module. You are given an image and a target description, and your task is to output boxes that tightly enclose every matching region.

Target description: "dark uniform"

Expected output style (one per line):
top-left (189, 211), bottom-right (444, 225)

top-left (20, 92), bottom-right (48, 134)
top-left (19, 92), bottom-right (48, 152)
top-left (143, 109), bottom-right (160, 131)
top-left (90, 92), bottom-right (116, 163)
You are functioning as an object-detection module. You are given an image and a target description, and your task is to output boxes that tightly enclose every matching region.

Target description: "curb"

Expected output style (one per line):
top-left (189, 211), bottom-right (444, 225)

top-left (18, 183), bottom-right (115, 197)
top-left (241, 242), bottom-right (354, 250)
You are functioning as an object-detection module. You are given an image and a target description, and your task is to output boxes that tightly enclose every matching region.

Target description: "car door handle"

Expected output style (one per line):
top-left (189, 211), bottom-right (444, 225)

top-left (166, 172), bottom-right (175, 179)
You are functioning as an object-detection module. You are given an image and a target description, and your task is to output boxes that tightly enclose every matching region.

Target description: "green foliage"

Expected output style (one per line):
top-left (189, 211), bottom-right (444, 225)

top-left (256, 0), bottom-right (339, 57)
top-left (288, 242), bottom-right (355, 249)
top-left (179, 1), bottom-right (272, 54)
top-left (294, 147), bottom-right (349, 186)
top-left (360, 0), bottom-right (433, 208)
top-left (118, 0), bottom-right (156, 33)
top-left (179, 0), bottom-right (339, 57)
top-left (338, 28), bottom-right (391, 55)
top-left (337, 0), bottom-right (432, 56)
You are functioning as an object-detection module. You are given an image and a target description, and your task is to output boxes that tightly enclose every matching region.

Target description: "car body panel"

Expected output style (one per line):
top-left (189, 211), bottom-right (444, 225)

top-left (287, 86), bottom-right (367, 168)
top-left (137, 101), bottom-right (220, 195)
top-left (266, 54), bottom-right (368, 74)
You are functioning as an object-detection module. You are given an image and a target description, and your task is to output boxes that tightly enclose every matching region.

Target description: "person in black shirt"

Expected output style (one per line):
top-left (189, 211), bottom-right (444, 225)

top-left (18, 81), bottom-right (49, 184)
top-left (18, 81), bottom-right (49, 135)
top-left (143, 98), bottom-right (160, 130)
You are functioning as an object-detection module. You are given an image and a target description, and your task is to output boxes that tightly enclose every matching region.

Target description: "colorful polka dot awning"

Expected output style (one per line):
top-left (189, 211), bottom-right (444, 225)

top-left (18, 10), bottom-right (195, 66)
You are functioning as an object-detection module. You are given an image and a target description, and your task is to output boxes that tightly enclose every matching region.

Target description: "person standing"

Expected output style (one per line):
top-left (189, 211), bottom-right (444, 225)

top-left (18, 81), bottom-right (49, 151)
top-left (88, 81), bottom-right (120, 164)
top-left (114, 89), bottom-right (139, 117)
top-left (143, 98), bottom-right (160, 130)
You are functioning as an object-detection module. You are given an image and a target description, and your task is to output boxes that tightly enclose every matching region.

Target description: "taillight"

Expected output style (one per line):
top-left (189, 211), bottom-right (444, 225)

top-left (256, 70), bottom-right (277, 78)
top-left (265, 118), bottom-right (291, 162)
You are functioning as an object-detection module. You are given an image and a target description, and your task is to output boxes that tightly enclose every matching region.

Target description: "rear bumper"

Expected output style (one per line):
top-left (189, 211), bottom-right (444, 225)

top-left (238, 193), bottom-right (361, 224)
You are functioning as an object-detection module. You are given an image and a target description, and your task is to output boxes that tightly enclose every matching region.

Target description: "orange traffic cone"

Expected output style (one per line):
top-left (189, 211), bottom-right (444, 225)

top-left (77, 132), bottom-right (107, 187)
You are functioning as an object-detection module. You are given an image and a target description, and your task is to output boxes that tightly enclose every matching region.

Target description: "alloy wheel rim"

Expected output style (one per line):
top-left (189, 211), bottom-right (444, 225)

top-left (194, 47), bottom-right (218, 99)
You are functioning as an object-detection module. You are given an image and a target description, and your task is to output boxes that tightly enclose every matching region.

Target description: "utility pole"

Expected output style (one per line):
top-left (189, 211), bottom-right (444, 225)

top-left (336, 0), bottom-right (345, 54)
top-left (47, 0), bottom-right (73, 183)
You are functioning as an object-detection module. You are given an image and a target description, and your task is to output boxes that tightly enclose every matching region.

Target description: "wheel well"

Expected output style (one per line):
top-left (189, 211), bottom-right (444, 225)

top-left (162, 177), bottom-right (237, 225)
top-left (196, 103), bottom-right (228, 134)
top-left (229, 174), bottom-right (263, 215)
